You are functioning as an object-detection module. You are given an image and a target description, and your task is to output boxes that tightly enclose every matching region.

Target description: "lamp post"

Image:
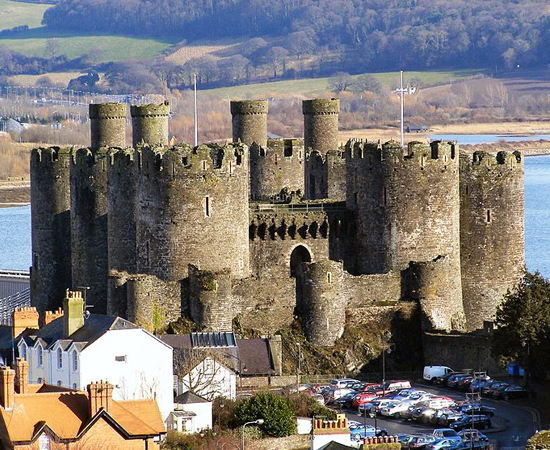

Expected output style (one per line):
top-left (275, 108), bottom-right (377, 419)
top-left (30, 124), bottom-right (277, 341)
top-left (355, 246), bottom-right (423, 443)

top-left (296, 342), bottom-right (301, 391)
top-left (242, 419), bottom-right (264, 450)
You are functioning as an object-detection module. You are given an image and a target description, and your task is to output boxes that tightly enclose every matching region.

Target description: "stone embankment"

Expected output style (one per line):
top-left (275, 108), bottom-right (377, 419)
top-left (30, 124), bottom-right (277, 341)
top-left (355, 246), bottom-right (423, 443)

top-left (0, 180), bottom-right (30, 206)
top-left (462, 139), bottom-right (550, 156)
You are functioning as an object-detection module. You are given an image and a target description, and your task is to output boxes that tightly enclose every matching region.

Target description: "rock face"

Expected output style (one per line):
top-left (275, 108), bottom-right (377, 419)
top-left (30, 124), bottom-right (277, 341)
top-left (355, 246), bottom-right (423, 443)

top-left (30, 99), bottom-right (524, 347)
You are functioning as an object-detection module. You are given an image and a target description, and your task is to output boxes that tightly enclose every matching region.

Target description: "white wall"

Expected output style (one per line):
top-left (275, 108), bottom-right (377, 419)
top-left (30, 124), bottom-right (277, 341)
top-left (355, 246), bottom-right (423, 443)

top-left (78, 329), bottom-right (173, 422)
top-left (180, 357), bottom-right (236, 401)
top-left (179, 402), bottom-right (212, 432)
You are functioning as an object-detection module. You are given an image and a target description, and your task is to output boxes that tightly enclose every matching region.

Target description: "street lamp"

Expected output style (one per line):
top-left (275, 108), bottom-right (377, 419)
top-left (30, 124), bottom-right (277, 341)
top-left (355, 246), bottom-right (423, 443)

top-left (242, 419), bottom-right (264, 450)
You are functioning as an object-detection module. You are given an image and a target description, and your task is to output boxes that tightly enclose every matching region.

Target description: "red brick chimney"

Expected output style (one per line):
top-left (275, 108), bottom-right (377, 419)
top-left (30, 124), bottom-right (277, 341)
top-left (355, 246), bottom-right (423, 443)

top-left (15, 358), bottom-right (28, 394)
top-left (87, 381), bottom-right (113, 416)
top-left (44, 307), bottom-right (64, 326)
top-left (12, 307), bottom-right (39, 339)
top-left (0, 366), bottom-right (15, 410)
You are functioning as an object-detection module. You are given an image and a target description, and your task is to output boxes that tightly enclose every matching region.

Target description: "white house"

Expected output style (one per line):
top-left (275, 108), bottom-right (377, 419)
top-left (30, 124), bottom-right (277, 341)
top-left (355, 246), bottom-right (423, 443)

top-left (180, 356), bottom-right (237, 400)
top-left (167, 391), bottom-right (212, 433)
top-left (16, 290), bottom-right (173, 422)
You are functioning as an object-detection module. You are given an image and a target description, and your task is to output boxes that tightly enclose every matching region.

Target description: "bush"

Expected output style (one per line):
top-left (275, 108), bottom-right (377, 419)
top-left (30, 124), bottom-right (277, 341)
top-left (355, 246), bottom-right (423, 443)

top-left (290, 393), bottom-right (336, 420)
top-left (233, 391), bottom-right (296, 437)
top-left (527, 430), bottom-right (550, 450)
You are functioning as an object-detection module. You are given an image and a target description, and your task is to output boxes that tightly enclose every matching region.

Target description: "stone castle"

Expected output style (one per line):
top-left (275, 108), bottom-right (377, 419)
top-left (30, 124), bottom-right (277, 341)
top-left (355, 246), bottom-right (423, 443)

top-left (29, 99), bottom-right (524, 351)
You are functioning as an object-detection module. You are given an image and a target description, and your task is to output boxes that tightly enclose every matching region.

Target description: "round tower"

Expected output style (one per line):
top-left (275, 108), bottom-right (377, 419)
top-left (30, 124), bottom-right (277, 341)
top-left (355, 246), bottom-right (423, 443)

top-left (70, 147), bottom-right (109, 313)
top-left (230, 100), bottom-right (268, 148)
top-left (189, 265), bottom-right (234, 330)
top-left (131, 101), bottom-right (170, 147)
top-left (30, 147), bottom-right (72, 313)
top-left (302, 260), bottom-right (347, 346)
top-left (460, 150), bottom-right (524, 330)
top-left (107, 148), bottom-right (137, 316)
top-left (89, 103), bottom-right (126, 150)
top-left (302, 98), bottom-right (339, 153)
top-left (135, 143), bottom-right (249, 282)
top-left (249, 138), bottom-right (304, 201)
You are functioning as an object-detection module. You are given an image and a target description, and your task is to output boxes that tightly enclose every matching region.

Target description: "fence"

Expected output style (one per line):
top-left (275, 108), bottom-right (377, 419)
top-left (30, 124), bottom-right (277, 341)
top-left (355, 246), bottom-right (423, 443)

top-left (0, 288), bottom-right (31, 325)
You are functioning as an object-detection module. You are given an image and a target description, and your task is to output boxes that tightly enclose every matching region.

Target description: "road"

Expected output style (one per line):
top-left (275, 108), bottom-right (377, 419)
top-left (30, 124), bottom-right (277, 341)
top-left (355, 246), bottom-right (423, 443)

top-left (333, 383), bottom-right (536, 448)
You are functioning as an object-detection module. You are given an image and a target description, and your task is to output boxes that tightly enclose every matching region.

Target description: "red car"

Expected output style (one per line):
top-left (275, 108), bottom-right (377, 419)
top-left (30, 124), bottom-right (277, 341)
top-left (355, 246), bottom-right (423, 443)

top-left (351, 392), bottom-right (378, 409)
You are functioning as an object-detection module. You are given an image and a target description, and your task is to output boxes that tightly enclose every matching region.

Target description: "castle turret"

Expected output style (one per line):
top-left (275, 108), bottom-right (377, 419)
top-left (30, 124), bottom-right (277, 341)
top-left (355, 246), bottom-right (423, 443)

top-left (230, 100), bottom-right (268, 148)
top-left (131, 102), bottom-right (169, 147)
top-left (303, 99), bottom-right (344, 200)
top-left (302, 260), bottom-right (347, 346)
top-left (249, 138), bottom-right (304, 201)
top-left (89, 103), bottom-right (126, 150)
top-left (460, 150), bottom-right (524, 330)
top-left (135, 143), bottom-right (250, 282)
top-left (70, 147), bottom-right (109, 313)
top-left (302, 99), bottom-right (339, 153)
top-left (30, 147), bottom-right (72, 313)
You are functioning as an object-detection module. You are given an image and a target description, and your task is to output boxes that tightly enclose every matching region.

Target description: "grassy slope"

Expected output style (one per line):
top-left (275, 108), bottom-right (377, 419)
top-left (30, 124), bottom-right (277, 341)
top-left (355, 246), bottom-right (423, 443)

top-left (202, 69), bottom-right (484, 99)
top-left (0, 0), bottom-right (175, 61)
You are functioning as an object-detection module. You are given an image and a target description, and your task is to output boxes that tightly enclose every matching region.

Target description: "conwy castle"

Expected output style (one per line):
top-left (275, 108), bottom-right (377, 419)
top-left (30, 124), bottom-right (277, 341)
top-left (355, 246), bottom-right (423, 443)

top-left (29, 99), bottom-right (524, 365)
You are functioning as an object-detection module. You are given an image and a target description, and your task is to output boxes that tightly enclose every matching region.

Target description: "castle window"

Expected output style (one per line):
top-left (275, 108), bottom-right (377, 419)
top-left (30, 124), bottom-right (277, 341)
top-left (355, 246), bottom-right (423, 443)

top-left (420, 156), bottom-right (425, 168)
top-left (202, 160), bottom-right (207, 171)
top-left (274, 154), bottom-right (278, 165)
top-left (354, 192), bottom-right (358, 204)
top-left (260, 148), bottom-right (267, 157)
top-left (327, 272), bottom-right (332, 283)
top-left (299, 151), bottom-right (302, 159)
top-left (229, 162), bottom-right (233, 175)
top-left (145, 241), bottom-right (150, 268)
top-left (205, 196), bottom-right (211, 217)
top-left (284, 143), bottom-right (293, 157)
top-left (384, 188), bottom-right (388, 206)
top-left (486, 209), bottom-right (492, 223)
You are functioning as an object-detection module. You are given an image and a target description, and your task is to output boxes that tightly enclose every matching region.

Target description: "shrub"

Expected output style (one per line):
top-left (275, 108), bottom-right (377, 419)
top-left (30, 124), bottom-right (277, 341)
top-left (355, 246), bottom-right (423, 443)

top-left (233, 391), bottom-right (296, 437)
top-left (527, 430), bottom-right (550, 450)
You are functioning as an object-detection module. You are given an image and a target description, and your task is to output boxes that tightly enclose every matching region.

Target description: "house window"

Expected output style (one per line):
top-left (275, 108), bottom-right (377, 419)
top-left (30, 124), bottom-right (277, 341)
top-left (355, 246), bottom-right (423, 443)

top-left (37, 346), bottom-right (43, 366)
top-left (20, 345), bottom-right (26, 360)
top-left (72, 383), bottom-right (77, 389)
top-left (57, 380), bottom-right (62, 386)
top-left (72, 351), bottom-right (78, 371)
top-left (57, 348), bottom-right (62, 369)
top-left (38, 434), bottom-right (50, 450)
top-left (37, 377), bottom-right (43, 384)
top-left (115, 355), bottom-right (127, 362)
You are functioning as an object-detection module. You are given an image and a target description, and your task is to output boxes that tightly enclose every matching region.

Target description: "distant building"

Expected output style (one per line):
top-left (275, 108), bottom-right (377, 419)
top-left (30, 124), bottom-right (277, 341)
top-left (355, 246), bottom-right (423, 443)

top-left (168, 391), bottom-right (212, 433)
top-left (15, 290), bottom-right (173, 422)
top-left (0, 361), bottom-right (165, 450)
top-left (180, 356), bottom-right (237, 401)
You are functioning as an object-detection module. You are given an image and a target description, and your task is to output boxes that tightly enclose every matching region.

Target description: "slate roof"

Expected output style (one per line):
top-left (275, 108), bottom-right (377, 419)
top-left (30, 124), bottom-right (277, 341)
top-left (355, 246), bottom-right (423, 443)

top-left (319, 442), bottom-right (356, 450)
top-left (174, 391), bottom-right (209, 404)
top-left (19, 315), bottom-right (138, 351)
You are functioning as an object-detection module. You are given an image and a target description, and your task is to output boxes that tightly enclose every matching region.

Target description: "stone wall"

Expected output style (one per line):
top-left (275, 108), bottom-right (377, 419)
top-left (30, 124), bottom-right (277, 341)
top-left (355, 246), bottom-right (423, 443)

top-left (231, 100), bottom-right (268, 148)
top-left (130, 102), bottom-right (169, 147)
top-left (305, 150), bottom-right (346, 200)
top-left (89, 103), bottom-right (126, 150)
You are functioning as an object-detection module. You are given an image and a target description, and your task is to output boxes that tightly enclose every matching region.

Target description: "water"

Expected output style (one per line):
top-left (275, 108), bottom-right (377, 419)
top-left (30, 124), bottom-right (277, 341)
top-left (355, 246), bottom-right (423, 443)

top-left (0, 205), bottom-right (31, 271)
top-left (0, 154), bottom-right (548, 277)
top-left (430, 134), bottom-right (550, 145)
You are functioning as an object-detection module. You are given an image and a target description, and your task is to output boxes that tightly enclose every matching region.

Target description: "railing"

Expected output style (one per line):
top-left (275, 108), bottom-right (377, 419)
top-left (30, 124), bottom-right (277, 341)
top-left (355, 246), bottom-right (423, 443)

top-left (251, 201), bottom-right (347, 214)
top-left (0, 288), bottom-right (31, 325)
top-left (302, 371), bottom-right (423, 385)
top-left (0, 270), bottom-right (30, 279)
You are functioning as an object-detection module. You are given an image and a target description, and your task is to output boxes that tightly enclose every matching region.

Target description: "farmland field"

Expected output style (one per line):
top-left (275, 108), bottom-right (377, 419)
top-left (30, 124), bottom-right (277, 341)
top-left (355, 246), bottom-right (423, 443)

top-left (0, 0), bottom-right (50, 31)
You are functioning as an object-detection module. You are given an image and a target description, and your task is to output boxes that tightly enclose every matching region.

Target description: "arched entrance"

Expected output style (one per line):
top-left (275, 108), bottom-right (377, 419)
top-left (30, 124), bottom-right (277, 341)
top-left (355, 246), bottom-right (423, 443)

top-left (289, 245), bottom-right (312, 315)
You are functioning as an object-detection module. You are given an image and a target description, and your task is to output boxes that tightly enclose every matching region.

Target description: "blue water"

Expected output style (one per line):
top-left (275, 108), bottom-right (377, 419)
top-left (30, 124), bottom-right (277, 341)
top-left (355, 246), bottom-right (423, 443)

top-left (0, 155), bottom-right (548, 277)
top-left (430, 134), bottom-right (550, 144)
top-left (0, 205), bottom-right (31, 271)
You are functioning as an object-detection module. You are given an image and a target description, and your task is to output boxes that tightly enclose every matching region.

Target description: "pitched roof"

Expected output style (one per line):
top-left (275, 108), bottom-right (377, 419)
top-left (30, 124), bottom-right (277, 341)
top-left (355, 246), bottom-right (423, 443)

top-left (319, 442), bottom-right (356, 450)
top-left (174, 391), bottom-right (209, 404)
top-left (20, 315), bottom-right (138, 351)
top-left (0, 390), bottom-right (164, 444)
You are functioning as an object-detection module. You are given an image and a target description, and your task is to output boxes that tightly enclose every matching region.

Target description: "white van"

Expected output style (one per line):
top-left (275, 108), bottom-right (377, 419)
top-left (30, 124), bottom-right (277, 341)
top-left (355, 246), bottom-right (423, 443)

top-left (423, 366), bottom-right (454, 381)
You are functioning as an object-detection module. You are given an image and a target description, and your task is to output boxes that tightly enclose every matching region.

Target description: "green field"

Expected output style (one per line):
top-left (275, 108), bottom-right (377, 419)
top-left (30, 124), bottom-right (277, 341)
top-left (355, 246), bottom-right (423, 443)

top-left (0, 0), bottom-right (175, 61)
top-left (202, 69), bottom-right (485, 99)
top-left (0, 0), bottom-right (50, 30)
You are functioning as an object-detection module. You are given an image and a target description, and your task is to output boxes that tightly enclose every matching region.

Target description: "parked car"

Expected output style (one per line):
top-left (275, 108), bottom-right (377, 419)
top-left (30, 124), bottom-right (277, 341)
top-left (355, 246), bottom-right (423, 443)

top-left (424, 366), bottom-right (454, 382)
top-left (333, 392), bottom-right (356, 409)
top-left (492, 385), bottom-right (529, 400)
top-left (458, 429), bottom-right (489, 443)
top-left (434, 372), bottom-right (466, 386)
top-left (330, 378), bottom-right (358, 389)
top-left (448, 374), bottom-right (471, 388)
top-left (350, 425), bottom-right (388, 439)
top-left (483, 381), bottom-right (510, 397)
top-left (382, 380), bottom-right (412, 392)
top-left (407, 435), bottom-right (439, 449)
top-left (425, 439), bottom-right (465, 450)
top-left (352, 392), bottom-right (378, 409)
top-left (435, 409), bottom-right (466, 426)
top-left (459, 404), bottom-right (495, 417)
top-left (450, 415), bottom-right (492, 431)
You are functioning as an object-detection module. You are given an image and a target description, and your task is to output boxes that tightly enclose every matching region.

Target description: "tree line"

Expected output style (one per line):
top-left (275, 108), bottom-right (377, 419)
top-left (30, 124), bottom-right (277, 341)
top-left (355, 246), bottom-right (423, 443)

top-left (42, 0), bottom-right (550, 79)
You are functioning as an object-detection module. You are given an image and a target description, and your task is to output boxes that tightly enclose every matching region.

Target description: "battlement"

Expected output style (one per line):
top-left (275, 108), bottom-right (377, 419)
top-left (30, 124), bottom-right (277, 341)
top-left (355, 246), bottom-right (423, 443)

top-left (302, 98), bottom-right (340, 115)
top-left (108, 148), bottom-right (135, 168)
top-left (31, 146), bottom-right (72, 165)
top-left (467, 150), bottom-right (523, 168)
top-left (230, 100), bottom-right (268, 115)
top-left (258, 138), bottom-right (304, 159)
top-left (71, 146), bottom-right (109, 166)
top-left (89, 103), bottom-right (126, 120)
top-left (130, 101), bottom-right (170, 118)
top-left (137, 143), bottom-right (246, 175)
top-left (250, 210), bottom-right (330, 240)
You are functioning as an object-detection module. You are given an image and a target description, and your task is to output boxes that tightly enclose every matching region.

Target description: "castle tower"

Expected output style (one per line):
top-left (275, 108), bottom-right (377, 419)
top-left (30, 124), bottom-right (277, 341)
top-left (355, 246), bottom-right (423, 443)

top-left (107, 148), bottom-right (137, 317)
top-left (249, 138), bottom-right (305, 201)
top-left (135, 143), bottom-right (249, 282)
top-left (302, 260), bottom-right (347, 346)
top-left (303, 99), bottom-right (345, 200)
top-left (230, 100), bottom-right (268, 148)
top-left (460, 151), bottom-right (524, 330)
top-left (89, 103), bottom-right (126, 150)
top-left (302, 99), bottom-right (339, 153)
top-left (189, 265), bottom-right (234, 330)
top-left (30, 147), bottom-right (72, 313)
top-left (131, 102), bottom-right (169, 147)
top-left (70, 147), bottom-right (109, 313)
top-left (348, 140), bottom-right (465, 330)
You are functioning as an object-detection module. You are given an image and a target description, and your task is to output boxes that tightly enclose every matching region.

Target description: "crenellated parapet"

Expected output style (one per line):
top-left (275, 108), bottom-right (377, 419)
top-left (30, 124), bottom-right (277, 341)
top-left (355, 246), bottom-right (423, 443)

top-left (459, 150), bottom-right (524, 330)
top-left (250, 212), bottom-right (330, 241)
top-left (131, 101), bottom-right (170, 147)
